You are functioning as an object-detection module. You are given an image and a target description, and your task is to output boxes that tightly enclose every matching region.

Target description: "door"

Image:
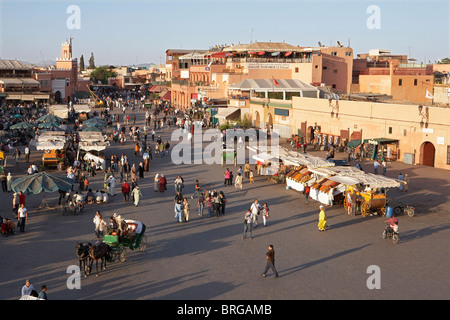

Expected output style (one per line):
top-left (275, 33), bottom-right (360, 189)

top-left (420, 141), bottom-right (435, 167)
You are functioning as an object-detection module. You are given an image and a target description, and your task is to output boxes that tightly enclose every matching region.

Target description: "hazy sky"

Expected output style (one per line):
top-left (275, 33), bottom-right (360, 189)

top-left (0, 0), bottom-right (448, 66)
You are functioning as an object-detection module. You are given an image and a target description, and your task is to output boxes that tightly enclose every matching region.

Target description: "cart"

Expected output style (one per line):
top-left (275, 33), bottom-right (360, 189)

top-left (343, 185), bottom-right (387, 217)
top-left (103, 220), bottom-right (147, 263)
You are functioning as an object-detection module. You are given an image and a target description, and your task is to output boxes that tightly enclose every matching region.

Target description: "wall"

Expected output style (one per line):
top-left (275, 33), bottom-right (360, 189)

top-left (359, 74), bottom-right (392, 95)
top-left (291, 97), bottom-right (450, 169)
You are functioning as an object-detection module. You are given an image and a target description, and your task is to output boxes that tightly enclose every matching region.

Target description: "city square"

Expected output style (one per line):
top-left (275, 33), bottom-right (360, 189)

top-left (0, 0), bottom-right (449, 305)
top-left (0, 106), bottom-right (449, 301)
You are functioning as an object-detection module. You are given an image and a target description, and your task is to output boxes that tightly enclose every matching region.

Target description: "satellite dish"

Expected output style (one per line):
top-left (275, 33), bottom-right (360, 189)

top-left (318, 41), bottom-right (323, 47)
top-left (337, 41), bottom-right (342, 47)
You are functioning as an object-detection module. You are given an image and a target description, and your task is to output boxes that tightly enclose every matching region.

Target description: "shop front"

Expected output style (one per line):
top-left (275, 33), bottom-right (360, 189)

top-left (362, 138), bottom-right (399, 161)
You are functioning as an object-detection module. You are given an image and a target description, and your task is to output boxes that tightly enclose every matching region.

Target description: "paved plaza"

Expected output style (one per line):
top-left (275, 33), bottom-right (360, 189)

top-left (1, 107), bottom-right (449, 301)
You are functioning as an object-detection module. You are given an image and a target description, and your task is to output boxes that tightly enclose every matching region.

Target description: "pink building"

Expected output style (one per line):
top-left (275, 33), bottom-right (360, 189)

top-left (34, 39), bottom-right (79, 103)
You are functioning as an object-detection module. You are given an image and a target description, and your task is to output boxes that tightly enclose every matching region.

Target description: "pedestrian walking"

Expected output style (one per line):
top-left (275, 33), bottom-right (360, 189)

top-left (318, 205), bottom-right (327, 231)
top-left (244, 161), bottom-right (250, 179)
top-left (17, 203), bottom-right (27, 232)
top-left (249, 170), bottom-right (255, 183)
top-left (242, 209), bottom-right (253, 239)
top-left (261, 245), bottom-right (279, 278)
top-left (93, 211), bottom-right (106, 239)
top-left (121, 180), bottom-right (130, 202)
top-left (191, 180), bottom-right (201, 199)
top-left (304, 185), bottom-right (310, 204)
top-left (131, 185), bottom-right (142, 207)
top-left (183, 198), bottom-right (190, 222)
top-left (261, 203), bottom-right (269, 227)
top-left (404, 174), bottom-right (409, 192)
top-left (38, 285), bottom-right (48, 300)
top-left (7, 172), bottom-right (12, 192)
top-left (234, 172), bottom-right (243, 191)
top-left (373, 160), bottom-right (380, 174)
top-left (250, 199), bottom-right (261, 227)
top-left (0, 171), bottom-right (7, 192)
top-left (206, 193), bottom-right (213, 217)
top-left (397, 172), bottom-right (405, 191)
top-left (198, 192), bottom-right (205, 216)
top-left (24, 145), bottom-right (30, 163)
top-left (381, 159), bottom-right (387, 175)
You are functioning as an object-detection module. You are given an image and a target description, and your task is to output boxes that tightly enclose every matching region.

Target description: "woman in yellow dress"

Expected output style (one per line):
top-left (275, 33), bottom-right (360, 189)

top-left (318, 205), bottom-right (327, 231)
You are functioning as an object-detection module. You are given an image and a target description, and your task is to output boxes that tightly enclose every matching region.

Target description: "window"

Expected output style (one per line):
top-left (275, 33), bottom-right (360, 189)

top-left (414, 79), bottom-right (418, 86)
top-left (315, 65), bottom-right (319, 69)
top-left (332, 84), bottom-right (336, 89)
top-left (331, 52), bottom-right (337, 56)
top-left (295, 67), bottom-right (299, 73)
top-left (322, 66), bottom-right (328, 70)
top-left (345, 52), bottom-right (352, 56)
top-left (333, 69), bottom-right (338, 74)
top-left (398, 79), bottom-right (402, 86)
top-left (388, 127), bottom-right (393, 134)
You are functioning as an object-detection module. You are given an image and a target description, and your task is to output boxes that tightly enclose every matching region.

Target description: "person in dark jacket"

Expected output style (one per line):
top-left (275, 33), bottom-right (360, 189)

top-left (261, 244), bottom-right (279, 278)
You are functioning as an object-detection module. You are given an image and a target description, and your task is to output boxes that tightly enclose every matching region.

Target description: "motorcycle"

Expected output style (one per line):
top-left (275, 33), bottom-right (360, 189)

top-left (394, 201), bottom-right (415, 217)
top-left (382, 223), bottom-right (399, 244)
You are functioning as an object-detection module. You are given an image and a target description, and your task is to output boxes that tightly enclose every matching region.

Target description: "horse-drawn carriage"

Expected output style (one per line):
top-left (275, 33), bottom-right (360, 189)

top-left (76, 220), bottom-right (147, 277)
top-left (103, 220), bottom-right (147, 263)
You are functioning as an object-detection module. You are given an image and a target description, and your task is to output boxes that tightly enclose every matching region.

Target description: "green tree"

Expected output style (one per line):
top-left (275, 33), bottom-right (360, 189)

top-left (88, 52), bottom-right (95, 69)
top-left (89, 66), bottom-right (117, 84)
top-left (79, 54), bottom-right (85, 71)
top-left (439, 57), bottom-right (450, 64)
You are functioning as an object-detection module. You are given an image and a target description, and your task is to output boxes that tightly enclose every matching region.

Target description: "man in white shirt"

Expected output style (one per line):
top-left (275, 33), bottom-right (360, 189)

top-left (250, 199), bottom-right (261, 227)
top-left (21, 280), bottom-right (35, 297)
top-left (18, 204), bottom-right (27, 232)
top-left (24, 146), bottom-right (30, 163)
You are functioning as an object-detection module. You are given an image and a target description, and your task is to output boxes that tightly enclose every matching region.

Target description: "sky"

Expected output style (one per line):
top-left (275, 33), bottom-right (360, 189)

top-left (0, 0), bottom-right (449, 66)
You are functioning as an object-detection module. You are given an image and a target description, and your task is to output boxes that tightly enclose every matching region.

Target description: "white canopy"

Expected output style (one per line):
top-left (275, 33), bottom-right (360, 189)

top-left (78, 141), bottom-right (109, 152)
top-left (78, 131), bottom-right (105, 142)
top-left (252, 152), bottom-right (277, 162)
top-left (328, 173), bottom-right (404, 189)
top-left (83, 152), bottom-right (106, 170)
top-left (31, 140), bottom-right (66, 150)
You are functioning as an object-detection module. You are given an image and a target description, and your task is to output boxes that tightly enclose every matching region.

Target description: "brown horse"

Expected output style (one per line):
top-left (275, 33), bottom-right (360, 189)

top-left (88, 242), bottom-right (111, 277)
top-left (76, 242), bottom-right (90, 278)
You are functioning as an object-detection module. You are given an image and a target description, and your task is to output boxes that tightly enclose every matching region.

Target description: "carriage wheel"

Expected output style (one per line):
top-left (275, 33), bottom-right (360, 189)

top-left (139, 235), bottom-right (147, 252)
top-left (378, 207), bottom-right (387, 217)
top-left (118, 247), bottom-right (126, 263)
top-left (343, 197), bottom-right (348, 209)
top-left (361, 202), bottom-right (370, 217)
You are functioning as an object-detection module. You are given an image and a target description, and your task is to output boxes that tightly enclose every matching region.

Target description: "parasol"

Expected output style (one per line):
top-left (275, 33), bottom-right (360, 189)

top-left (37, 114), bottom-right (62, 124)
top-left (11, 171), bottom-right (74, 208)
top-left (9, 121), bottom-right (34, 130)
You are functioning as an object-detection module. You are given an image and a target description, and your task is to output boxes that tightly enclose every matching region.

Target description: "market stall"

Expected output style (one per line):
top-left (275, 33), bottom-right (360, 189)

top-left (361, 138), bottom-right (399, 161)
top-left (329, 173), bottom-right (405, 217)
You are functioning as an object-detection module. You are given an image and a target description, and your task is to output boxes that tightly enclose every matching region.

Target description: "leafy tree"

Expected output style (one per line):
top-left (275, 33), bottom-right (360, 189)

top-left (89, 66), bottom-right (117, 84)
top-left (88, 52), bottom-right (95, 69)
top-left (439, 57), bottom-right (450, 64)
top-left (79, 54), bottom-right (85, 71)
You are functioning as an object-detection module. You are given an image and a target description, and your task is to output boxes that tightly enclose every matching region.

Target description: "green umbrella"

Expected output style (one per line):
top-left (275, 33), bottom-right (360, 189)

top-left (38, 121), bottom-right (60, 129)
top-left (10, 121), bottom-right (34, 130)
top-left (83, 117), bottom-right (106, 127)
top-left (11, 171), bottom-right (74, 208)
top-left (82, 126), bottom-right (102, 132)
top-left (37, 114), bottom-right (62, 123)
top-left (12, 114), bottom-right (23, 119)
